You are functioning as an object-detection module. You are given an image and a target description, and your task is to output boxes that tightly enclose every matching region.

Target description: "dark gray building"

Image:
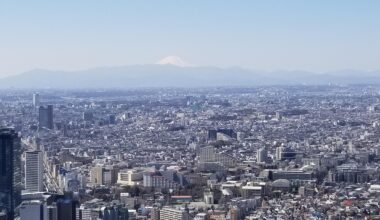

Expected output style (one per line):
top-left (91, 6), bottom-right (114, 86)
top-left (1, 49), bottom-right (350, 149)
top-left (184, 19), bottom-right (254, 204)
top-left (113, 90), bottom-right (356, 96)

top-left (39, 105), bottom-right (54, 129)
top-left (0, 128), bottom-right (21, 220)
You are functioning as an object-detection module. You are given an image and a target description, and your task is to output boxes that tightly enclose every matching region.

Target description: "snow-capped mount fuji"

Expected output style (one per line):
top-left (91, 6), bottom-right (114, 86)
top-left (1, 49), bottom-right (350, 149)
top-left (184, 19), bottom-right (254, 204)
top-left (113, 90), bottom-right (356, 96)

top-left (156, 56), bottom-right (191, 67)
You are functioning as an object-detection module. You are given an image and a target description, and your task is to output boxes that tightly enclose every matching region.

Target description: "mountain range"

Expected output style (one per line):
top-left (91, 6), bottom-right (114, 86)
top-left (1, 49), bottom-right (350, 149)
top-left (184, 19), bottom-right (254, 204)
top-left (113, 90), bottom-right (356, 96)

top-left (0, 65), bottom-right (379, 89)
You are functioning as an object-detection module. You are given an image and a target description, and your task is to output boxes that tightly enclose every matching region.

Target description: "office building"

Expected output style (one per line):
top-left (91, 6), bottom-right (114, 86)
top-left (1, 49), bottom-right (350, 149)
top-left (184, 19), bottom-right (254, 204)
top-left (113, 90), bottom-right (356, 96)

top-left (82, 111), bottom-right (94, 122)
top-left (33, 93), bottom-right (40, 108)
top-left (90, 165), bottom-right (118, 186)
top-left (25, 151), bottom-right (44, 192)
top-left (101, 205), bottom-right (129, 220)
top-left (199, 146), bottom-right (236, 167)
top-left (39, 105), bottom-right (54, 129)
top-left (275, 146), bottom-right (283, 161)
top-left (117, 169), bottom-right (143, 186)
top-left (257, 147), bottom-right (268, 163)
top-left (160, 207), bottom-right (190, 220)
top-left (0, 128), bottom-right (21, 220)
top-left (45, 205), bottom-right (57, 220)
top-left (90, 166), bottom-right (104, 186)
top-left (19, 200), bottom-right (44, 220)
top-left (56, 197), bottom-right (77, 220)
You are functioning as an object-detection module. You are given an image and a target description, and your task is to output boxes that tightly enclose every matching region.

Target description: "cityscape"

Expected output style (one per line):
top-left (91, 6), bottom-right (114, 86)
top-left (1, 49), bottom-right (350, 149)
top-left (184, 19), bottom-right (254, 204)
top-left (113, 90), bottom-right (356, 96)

top-left (1, 1), bottom-right (380, 219)
top-left (2, 86), bottom-right (380, 219)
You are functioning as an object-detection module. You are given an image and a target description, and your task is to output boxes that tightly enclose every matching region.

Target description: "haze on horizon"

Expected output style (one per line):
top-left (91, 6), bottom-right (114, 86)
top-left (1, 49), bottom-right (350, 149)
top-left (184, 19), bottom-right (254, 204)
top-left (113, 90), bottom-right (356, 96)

top-left (1, 0), bottom-right (380, 77)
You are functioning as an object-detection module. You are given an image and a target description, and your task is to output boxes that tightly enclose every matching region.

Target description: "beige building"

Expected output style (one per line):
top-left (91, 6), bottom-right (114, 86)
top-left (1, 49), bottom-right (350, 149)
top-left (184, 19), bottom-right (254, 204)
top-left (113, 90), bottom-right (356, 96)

top-left (160, 207), bottom-right (190, 220)
top-left (117, 169), bottom-right (143, 186)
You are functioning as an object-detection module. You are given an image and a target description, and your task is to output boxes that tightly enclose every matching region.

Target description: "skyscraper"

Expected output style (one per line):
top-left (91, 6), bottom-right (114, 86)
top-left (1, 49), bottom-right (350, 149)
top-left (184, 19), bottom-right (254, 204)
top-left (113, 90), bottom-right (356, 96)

top-left (56, 197), bottom-right (77, 220)
top-left (275, 146), bottom-right (284, 161)
top-left (257, 147), bottom-right (268, 163)
top-left (39, 105), bottom-right (54, 129)
top-left (0, 128), bottom-right (21, 220)
top-left (25, 151), bottom-right (44, 192)
top-left (32, 93), bottom-right (40, 108)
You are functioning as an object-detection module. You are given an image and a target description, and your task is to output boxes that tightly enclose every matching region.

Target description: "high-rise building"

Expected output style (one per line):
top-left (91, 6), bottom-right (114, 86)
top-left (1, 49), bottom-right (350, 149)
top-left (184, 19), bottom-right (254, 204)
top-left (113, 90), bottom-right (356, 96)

top-left (90, 166), bottom-right (104, 186)
top-left (82, 111), bottom-right (94, 122)
top-left (56, 197), bottom-right (77, 220)
top-left (0, 128), bottom-right (21, 220)
top-left (257, 147), bottom-right (268, 163)
top-left (33, 93), bottom-right (40, 108)
top-left (108, 115), bottom-right (116, 124)
top-left (39, 105), bottom-right (54, 129)
top-left (25, 151), bottom-right (44, 192)
top-left (19, 200), bottom-right (44, 220)
top-left (275, 146), bottom-right (283, 161)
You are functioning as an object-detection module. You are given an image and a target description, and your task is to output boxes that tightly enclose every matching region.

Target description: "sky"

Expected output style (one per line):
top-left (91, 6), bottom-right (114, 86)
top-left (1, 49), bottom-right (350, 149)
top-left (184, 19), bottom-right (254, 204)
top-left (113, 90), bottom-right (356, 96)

top-left (0, 0), bottom-right (380, 76)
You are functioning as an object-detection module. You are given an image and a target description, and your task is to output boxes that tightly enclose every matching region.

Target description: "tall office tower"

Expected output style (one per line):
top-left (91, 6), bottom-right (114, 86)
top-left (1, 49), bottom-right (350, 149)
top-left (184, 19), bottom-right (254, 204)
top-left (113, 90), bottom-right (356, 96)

top-left (32, 93), bottom-right (40, 108)
top-left (275, 146), bottom-right (283, 161)
top-left (348, 141), bottom-right (355, 154)
top-left (90, 166), bottom-right (104, 186)
top-left (25, 151), bottom-right (44, 192)
top-left (0, 128), bottom-right (21, 220)
top-left (39, 105), bottom-right (54, 129)
top-left (56, 197), bottom-right (77, 220)
top-left (257, 147), bottom-right (268, 163)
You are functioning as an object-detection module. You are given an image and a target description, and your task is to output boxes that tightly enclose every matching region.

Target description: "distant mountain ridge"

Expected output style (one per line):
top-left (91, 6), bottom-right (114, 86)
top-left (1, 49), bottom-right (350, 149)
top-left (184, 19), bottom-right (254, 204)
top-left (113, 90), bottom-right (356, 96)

top-left (0, 65), bottom-right (379, 89)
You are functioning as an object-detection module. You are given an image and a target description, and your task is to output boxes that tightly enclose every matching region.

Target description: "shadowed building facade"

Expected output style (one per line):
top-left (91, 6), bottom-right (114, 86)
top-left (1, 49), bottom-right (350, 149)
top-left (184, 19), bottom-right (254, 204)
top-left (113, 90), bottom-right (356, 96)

top-left (0, 128), bottom-right (21, 220)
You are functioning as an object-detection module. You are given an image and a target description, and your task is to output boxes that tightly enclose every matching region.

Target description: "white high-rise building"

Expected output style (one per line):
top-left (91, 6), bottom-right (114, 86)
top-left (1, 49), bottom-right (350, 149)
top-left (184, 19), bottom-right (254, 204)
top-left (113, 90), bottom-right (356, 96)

top-left (275, 146), bottom-right (283, 161)
top-left (33, 93), bottom-right (40, 108)
top-left (257, 147), bottom-right (268, 163)
top-left (25, 151), bottom-right (44, 192)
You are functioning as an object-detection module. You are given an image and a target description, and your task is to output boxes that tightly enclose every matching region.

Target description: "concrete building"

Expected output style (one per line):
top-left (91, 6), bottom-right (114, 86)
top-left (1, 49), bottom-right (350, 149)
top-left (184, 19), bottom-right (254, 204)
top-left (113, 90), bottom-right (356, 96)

top-left (275, 146), bottom-right (283, 161)
top-left (33, 93), bottom-right (40, 108)
top-left (160, 207), bottom-right (190, 220)
top-left (199, 146), bottom-right (236, 168)
top-left (150, 207), bottom-right (160, 220)
top-left (25, 151), bottom-right (44, 192)
top-left (117, 169), bottom-right (143, 186)
top-left (257, 147), bottom-right (267, 163)
top-left (204, 190), bottom-right (214, 204)
top-left (39, 105), bottom-right (54, 129)
top-left (90, 166), bottom-right (104, 186)
top-left (19, 200), bottom-right (44, 220)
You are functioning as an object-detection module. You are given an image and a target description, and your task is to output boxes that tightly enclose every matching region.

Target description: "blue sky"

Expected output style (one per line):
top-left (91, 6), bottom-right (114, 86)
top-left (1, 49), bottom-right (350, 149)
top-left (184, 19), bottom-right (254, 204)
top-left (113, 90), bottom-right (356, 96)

top-left (0, 0), bottom-right (380, 76)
